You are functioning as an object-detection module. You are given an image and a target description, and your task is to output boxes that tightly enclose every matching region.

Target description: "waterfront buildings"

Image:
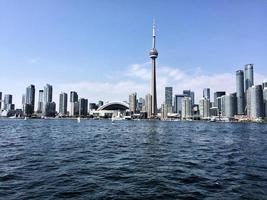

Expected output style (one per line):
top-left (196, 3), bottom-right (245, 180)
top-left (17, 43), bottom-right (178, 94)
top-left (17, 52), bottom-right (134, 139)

top-left (129, 93), bottom-right (137, 113)
top-left (182, 97), bottom-right (192, 119)
top-left (70, 91), bottom-right (78, 116)
top-left (199, 98), bottom-right (210, 118)
top-left (183, 90), bottom-right (195, 105)
top-left (203, 88), bottom-right (210, 100)
top-left (149, 21), bottom-right (158, 117)
top-left (214, 91), bottom-right (226, 108)
top-left (174, 94), bottom-right (185, 115)
top-left (79, 98), bottom-right (88, 116)
top-left (165, 87), bottom-right (173, 107)
top-left (244, 64), bottom-right (254, 91)
top-left (224, 93), bottom-right (237, 118)
top-left (44, 84), bottom-right (53, 104)
top-left (45, 102), bottom-right (56, 117)
top-left (59, 92), bottom-right (68, 116)
top-left (3, 94), bottom-right (14, 111)
top-left (37, 90), bottom-right (44, 113)
top-left (236, 70), bottom-right (245, 114)
top-left (165, 87), bottom-right (173, 113)
top-left (43, 84), bottom-right (56, 117)
top-left (25, 84), bottom-right (35, 116)
top-left (249, 85), bottom-right (264, 118)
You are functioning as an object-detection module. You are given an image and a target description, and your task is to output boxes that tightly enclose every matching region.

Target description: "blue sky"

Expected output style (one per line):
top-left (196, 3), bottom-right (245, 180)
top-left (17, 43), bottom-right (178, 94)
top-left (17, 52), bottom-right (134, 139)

top-left (0, 0), bottom-right (267, 108)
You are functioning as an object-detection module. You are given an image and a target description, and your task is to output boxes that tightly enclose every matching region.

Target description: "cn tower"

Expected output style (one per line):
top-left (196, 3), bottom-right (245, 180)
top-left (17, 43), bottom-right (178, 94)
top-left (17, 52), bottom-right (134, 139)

top-left (149, 20), bottom-right (158, 117)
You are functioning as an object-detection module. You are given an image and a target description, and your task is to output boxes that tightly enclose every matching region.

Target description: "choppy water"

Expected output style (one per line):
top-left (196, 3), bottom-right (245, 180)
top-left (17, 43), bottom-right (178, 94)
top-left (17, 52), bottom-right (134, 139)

top-left (0, 119), bottom-right (267, 199)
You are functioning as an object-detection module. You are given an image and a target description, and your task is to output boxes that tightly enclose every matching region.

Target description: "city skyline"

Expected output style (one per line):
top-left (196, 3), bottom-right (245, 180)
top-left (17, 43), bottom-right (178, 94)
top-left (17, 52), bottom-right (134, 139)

top-left (0, 0), bottom-right (267, 107)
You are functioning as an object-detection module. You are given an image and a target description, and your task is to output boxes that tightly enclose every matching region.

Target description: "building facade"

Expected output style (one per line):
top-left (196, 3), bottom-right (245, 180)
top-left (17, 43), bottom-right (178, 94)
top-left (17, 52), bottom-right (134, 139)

top-left (79, 98), bottom-right (88, 116)
top-left (236, 70), bottom-right (245, 115)
top-left (70, 91), bottom-right (78, 116)
top-left (129, 93), bottom-right (137, 113)
top-left (244, 64), bottom-right (254, 91)
top-left (250, 85), bottom-right (264, 119)
top-left (174, 94), bottom-right (185, 115)
top-left (37, 90), bottom-right (44, 113)
top-left (203, 88), bottom-right (210, 100)
top-left (199, 98), bottom-right (210, 118)
top-left (224, 93), bottom-right (237, 118)
top-left (25, 84), bottom-right (35, 116)
top-left (59, 92), bottom-right (68, 116)
top-left (182, 97), bottom-right (192, 119)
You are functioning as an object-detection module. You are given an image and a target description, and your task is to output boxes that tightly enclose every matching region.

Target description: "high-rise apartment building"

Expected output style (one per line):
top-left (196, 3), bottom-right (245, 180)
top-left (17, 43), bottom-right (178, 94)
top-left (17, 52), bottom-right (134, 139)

top-left (70, 91), bottom-right (78, 116)
top-left (203, 88), bottom-right (210, 100)
top-left (214, 91), bottom-right (226, 108)
top-left (244, 64), bottom-right (254, 91)
top-left (129, 93), bottom-right (137, 113)
top-left (182, 97), bottom-right (192, 119)
top-left (199, 98), bottom-right (210, 118)
top-left (174, 94), bottom-right (185, 115)
top-left (37, 90), bottom-right (44, 113)
top-left (43, 84), bottom-right (53, 113)
top-left (183, 90), bottom-right (195, 105)
top-left (224, 93), bottom-right (237, 118)
top-left (25, 84), bottom-right (35, 115)
top-left (79, 98), bottom-right (88, 116)
top-left (250, 85), bottom-right (264, 118)
top-left (59, 92), bottom-right (68, 116)
top-left (236, 70), bottom-right (245, 115)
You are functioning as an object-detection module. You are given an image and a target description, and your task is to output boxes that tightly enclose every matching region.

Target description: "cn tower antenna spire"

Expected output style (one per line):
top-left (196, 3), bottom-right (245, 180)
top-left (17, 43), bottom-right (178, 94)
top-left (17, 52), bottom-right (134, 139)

top-left (152, 18), bottom-right (156, 48)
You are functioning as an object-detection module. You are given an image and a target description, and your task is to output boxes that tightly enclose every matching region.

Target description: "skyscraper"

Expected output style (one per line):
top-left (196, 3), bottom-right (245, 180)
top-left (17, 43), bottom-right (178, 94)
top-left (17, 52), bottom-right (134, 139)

top-left (70, 91), bottom-right (78, 116)
top-left (165, 87), bottom-right (173, 107)
top-left (199, 98), bottom-right (210, 118)
top-left (37, 90), bottom-right (44, 113)
top-left (182, 97), bottom-right (192, 119)
top-left (3, 94), bottom-right (13, 111)
top-left (224, 93), bottom-right (237, 118)
top-left (174, 94), bottom-right (185, 115)
top-left (25, 84), bottom-right (35, 115)
top-left (44, 84), bottom-right (53, 103)
top-left (203, 88), bottom-right (210, 100)
top-left (250, 85), bottom-right (264, 118)
top-left (244, 64), bottom-right (254, 91)
top-left (214, 91), bottom-right (226, 108)
top-left (149, 21), bottom-right (158, 117)
top-left (236, 70), bottom-right (245, 115)
top-left (79, 98), bottom-right (88, 116)
top-left (59, 92), bottom-right (68, 116)
top-left (129, 93), bottom-right (137, 113)
top-left (183, 90), bottom-right (195, 105)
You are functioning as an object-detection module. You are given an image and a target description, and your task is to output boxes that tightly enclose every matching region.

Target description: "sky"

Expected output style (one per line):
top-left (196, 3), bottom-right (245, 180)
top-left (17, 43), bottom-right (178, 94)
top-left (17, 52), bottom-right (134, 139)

top-left (0, 0), bottom-right (267, 109)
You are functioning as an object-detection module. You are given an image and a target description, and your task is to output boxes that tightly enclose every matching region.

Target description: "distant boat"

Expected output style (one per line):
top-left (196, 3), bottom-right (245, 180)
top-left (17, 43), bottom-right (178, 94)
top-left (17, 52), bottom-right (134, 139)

top-left (24, 117), bottom-right (28, 120)
top-left (77, 117), bottom-right (81, 123)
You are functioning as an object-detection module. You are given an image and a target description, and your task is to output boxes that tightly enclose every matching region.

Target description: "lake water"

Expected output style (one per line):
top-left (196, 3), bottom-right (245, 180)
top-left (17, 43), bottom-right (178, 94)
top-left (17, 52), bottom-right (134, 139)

top-left (0, 119), bottom-right (267, 199)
